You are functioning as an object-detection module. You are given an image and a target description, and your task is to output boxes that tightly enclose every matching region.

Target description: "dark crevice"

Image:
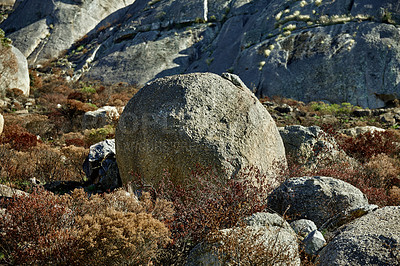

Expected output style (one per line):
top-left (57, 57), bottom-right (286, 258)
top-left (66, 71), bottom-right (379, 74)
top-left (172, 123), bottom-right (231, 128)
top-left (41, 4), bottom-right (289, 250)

top-left (348, 0), bottom-right (355, 13)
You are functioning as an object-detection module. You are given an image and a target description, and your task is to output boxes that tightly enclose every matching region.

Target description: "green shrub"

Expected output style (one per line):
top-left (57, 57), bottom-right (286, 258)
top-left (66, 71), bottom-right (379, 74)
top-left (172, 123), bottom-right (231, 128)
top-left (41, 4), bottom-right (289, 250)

top-left (84, 125), bottom-right (115, 146)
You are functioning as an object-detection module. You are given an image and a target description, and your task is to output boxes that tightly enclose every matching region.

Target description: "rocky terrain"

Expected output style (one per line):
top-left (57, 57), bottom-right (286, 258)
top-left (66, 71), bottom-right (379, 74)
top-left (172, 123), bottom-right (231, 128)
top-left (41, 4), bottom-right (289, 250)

top-left (0, 0), bottom-right (400, 265)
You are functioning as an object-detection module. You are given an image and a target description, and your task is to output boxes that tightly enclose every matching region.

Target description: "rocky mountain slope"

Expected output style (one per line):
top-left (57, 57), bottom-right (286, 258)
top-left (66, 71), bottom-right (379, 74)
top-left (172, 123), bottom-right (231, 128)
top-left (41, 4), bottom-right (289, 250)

top-left (3, 0), bottom-right (400, 108)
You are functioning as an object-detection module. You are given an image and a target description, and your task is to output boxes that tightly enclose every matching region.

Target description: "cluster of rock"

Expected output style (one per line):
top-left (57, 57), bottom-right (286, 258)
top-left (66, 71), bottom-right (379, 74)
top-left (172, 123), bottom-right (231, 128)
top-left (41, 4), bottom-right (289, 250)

top-left (1, 71), bottom-right (399, 264)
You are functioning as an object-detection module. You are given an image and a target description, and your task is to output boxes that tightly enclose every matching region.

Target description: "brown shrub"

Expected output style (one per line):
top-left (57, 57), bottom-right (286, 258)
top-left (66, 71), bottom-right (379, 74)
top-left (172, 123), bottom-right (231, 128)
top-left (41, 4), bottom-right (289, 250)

top-left (0, 187), bottom-right (76, 265)
top-left (364, 153), bottom-right (400, 189)
top-left (0, 188), bottom-right (173, 265)
top-left (150, 165), bottom-right (281, 264)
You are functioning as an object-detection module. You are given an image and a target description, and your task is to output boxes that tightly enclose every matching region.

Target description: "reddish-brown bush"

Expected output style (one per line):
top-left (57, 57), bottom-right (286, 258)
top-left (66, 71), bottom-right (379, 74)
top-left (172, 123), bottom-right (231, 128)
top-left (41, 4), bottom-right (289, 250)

top-left (144, 165), bottom-right (281, 264)
top-left (336, 131), bottom-right (400, 162)
top-left (0, 187), bottom-right (76, 265)
top-left (0, 124), bottom-right (39, 151)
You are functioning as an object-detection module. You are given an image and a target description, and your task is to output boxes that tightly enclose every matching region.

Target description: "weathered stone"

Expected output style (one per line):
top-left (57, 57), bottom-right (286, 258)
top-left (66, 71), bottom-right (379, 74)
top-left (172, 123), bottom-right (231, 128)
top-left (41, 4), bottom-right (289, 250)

top-left (267, 176), bottom-right (369, 228)
top-left (244, 212), bottom-right (291, 230)
top-left (379, 113), bottom-right (396, 124)
top-left (116, 72), bottom-right (286, 187)
top-left (339, 126), bottom-right (385, 137)
top-left (0, 44), bottom-right (29, 97)
top-left (0, 183), bottom-right (28, 198)
top-left (303, 230), bottom-right (326, 256)
top-left (290, 219), bottom-right (317, 238)
top-left (83, 139), bottom-right (121, 191)
top-left (82, 106), bottom-right (119, 130)
top-left (278, 125), bottom-right (349, 168)
top-left (318, 206), bottom-right (400, 266)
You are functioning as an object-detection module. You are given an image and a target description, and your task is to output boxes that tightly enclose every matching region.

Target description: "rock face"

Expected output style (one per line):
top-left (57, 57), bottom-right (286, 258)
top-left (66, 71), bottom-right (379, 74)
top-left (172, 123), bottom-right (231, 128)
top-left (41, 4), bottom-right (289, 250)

top-left (0, 0), bottom-right (135, 66)
top-left (6, 1), bottom-right (400, 107)
top-left (187, 212), bottom-right (300, 266)
top-left (0, 44), bottom-right (29, 97)
top-left (318, 206), bottom-right (400, 265)
top-left (116, 72), bottom-right (286, 186)
top-left (82, 106), bottom-right (119, 130)
top-left (268, 176), bottom-right (369, 228)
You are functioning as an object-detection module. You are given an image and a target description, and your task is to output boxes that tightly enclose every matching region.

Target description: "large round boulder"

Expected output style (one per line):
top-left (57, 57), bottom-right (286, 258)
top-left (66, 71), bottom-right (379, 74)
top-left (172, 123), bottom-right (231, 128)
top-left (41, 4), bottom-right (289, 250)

top-left (267, 176), bottom-right (369, 228)
top-left (116, 72), bottom-right (286, 186)
top-left (317, 206), bottom-right (400, 265)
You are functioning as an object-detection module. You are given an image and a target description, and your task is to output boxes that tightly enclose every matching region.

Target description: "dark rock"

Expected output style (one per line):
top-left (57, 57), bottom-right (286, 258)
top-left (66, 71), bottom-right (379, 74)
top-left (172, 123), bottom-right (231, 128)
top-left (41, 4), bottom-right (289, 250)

top-left (83, 139), bottom-right (121, 191)
top-left (353, 109), bottom-right (372, 117)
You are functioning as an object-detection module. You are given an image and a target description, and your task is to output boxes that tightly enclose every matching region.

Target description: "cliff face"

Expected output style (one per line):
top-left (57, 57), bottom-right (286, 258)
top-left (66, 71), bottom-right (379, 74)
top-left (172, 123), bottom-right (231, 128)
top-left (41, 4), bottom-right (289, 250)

top-left (4, 0), bottom-right (400, 108)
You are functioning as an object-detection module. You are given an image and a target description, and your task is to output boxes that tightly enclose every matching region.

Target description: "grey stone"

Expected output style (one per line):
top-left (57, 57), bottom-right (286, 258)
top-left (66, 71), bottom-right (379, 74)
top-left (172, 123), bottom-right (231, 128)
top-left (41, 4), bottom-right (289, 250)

top-left (290, 219), bottom-right (317, 238)
top-left (83, 139), bottom-right (121, 191)
top-left (0, 45), bottom-right (29, 97)
top-left (116, 72), bottom-right (286, 187)
top-left (318, 206), bottom-right (400, 266)
top-left (267, 176), bottom-right (369, 228)
top-left (380, 113), bottom-right (396, 124)
top-left (1, 0), bottom-right (135, 66)
top-left (0, 183), bottom-right (28, 198)
top-left (303, 230), bottom-right (326, 256)
top-left (244, 212), bottom-right (291, 230)
top-left (82, 106), bottom-right (119, 130)
top-left (339, 126), bottom-right (385, 137)
top-left (278, 125), bottom-right (349, 168)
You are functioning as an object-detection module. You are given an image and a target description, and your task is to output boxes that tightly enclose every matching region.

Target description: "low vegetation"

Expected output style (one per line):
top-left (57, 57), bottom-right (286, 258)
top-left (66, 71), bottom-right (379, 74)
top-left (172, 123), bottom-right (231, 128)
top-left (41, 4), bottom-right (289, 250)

top-left (1, 66), bottom-right (400, 264)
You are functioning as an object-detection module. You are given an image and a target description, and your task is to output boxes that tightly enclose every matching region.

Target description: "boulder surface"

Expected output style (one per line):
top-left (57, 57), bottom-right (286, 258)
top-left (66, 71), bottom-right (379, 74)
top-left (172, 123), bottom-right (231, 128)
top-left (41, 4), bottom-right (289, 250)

top-left (116, 72), bottom-right (286, 186)
top-left (0, 44), bottom-right (29, 97)
top-left (318, 206), bottom-right (400, 265)
top-left (268, 176), bottom-right (369, 228)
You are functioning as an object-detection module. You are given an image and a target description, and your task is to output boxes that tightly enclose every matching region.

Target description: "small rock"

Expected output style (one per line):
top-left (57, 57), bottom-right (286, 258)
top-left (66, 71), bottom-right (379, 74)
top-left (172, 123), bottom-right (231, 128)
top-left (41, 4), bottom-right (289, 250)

top-left (339, 126), bottom-right (385, 137)
top-left (353, 109), bottom-right (372, 117)
top-left (0, 184), bottom-right (28, 198)
top-left (290, 219), bottom-right (317, 238)
top-left (303, 230), bottom-right (326, 255)
top-left (82, 106), bottom-right (119, 130)
top-left (267, 176), bottom-right (369, 228)
top-left (380, 113), bottom-right (396, 124)
top-left (275, 104), bottom-right (293, 113)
